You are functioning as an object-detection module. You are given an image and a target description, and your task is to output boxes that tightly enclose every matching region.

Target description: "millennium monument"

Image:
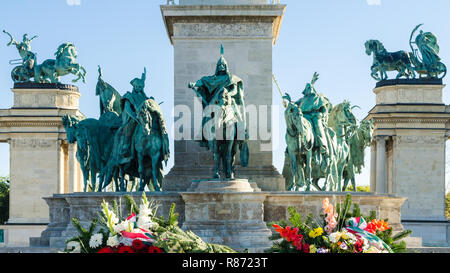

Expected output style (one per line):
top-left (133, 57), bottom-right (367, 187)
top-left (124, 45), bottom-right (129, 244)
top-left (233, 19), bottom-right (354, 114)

top-left (1, 1), bottom-right (449, 250)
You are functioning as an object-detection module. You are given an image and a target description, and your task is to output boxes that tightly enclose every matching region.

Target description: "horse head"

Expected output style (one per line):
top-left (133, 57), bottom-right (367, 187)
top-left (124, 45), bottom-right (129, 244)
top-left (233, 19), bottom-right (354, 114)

top-left (55, 42), bottom-right (77, 61)
top-left (359, 119), bottom-right (374, 145)
top-left (284, 101), bottom-right (304, 135)
top-left (329, 102), bottom-right (355, 129)
top-left (365, 40), bottom-right (385, 56)
top-left (62, 115), bottom-right (85, 143)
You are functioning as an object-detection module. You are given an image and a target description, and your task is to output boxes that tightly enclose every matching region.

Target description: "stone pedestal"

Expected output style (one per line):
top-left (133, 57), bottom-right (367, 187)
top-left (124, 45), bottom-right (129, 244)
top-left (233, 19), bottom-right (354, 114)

top-left (0, 83), bottom-right (83, 247)
top-left (366, 79), bottom-right (450, 246)
top-left (160, 1), bottom-right (286, 192)
top-left (181, 179), bottom-right (272, 252)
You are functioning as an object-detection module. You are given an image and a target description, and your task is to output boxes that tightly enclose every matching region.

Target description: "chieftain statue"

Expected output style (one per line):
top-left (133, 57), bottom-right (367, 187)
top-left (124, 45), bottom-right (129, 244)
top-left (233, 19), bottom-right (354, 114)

top-left (277, 73), bottom-right (372, 191)
top-left (62, 67), bottom-right (169, 192)
top-left (3, 30), bottom-right (86, 84)
top-left (365, 24), bottom-right (446, 81)
top-left (188, 45), bottom-right (249, 179)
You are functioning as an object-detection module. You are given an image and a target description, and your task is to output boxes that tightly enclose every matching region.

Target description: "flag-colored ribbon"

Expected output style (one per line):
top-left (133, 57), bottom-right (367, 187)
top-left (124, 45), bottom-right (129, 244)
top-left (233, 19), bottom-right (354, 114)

top-left (345, 217), bottom-right (393, 253)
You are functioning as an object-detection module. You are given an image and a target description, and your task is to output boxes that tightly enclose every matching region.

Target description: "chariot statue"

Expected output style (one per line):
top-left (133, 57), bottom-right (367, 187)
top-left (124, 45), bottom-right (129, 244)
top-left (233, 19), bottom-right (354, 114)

top-left (188, 45), bottom-right (249, 179)
top-left (365, 24), bottom-right (446, 81)
top-left (3, 30), bottom-right (86, 84)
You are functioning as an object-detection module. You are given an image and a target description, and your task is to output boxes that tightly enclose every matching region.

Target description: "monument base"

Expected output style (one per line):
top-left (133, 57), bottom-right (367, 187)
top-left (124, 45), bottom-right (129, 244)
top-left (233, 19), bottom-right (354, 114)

top-left (402, 220), bottom-right (450, 247)
top-left (0, 224), bottom-right (47, 247)
top-left (181, 179), bottom-right (272, 252)
top-left (163, 165), bottom-right (285, 192)
top-left (33, 190), bottom-right (423, 251)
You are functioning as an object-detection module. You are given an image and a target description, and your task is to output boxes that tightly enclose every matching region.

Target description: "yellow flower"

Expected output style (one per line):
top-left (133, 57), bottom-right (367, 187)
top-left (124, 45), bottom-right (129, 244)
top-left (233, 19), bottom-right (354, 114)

top-left (308, 227), bottom-right (324, 238)
top-left (314, 227), bottom-right (324, 236)
top-left (310, 244), bottom-right (317, 253)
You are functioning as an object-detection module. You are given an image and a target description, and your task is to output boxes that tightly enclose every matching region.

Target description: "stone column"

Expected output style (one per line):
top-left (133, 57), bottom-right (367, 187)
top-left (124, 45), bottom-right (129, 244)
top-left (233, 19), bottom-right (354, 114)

top-left (68, 143), bottom-right (79, 193)
top-left (370, 141), bottom-right (377, 192)
top-left (160, 1), bottom-right (287, 191)
top-left (0, 83), bottom-right (82, 247)
top-left (375, 136), bottom-right (387, 194)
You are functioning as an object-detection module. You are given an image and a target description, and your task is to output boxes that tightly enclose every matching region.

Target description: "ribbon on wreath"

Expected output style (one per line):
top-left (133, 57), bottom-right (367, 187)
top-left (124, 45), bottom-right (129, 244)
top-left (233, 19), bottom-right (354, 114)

top-left (344, 217), bottom-right (393, 253)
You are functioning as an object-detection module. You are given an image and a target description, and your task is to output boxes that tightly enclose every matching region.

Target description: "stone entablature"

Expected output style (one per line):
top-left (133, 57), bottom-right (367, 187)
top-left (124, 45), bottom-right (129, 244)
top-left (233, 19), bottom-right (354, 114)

top-left (161, 4), bottom-right (286, 45)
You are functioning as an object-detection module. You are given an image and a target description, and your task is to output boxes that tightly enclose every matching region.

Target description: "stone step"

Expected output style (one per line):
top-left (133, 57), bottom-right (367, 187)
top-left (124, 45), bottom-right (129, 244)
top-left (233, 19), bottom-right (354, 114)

top-left (0, 246), bottom-right (61, 253)
top-left (407, 247), bottom-right (450, 253)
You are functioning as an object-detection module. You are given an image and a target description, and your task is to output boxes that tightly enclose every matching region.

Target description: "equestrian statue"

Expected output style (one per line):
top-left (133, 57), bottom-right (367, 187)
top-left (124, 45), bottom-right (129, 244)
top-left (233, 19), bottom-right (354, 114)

top-left (62, 67), bottom-right (169, 192)
top-left (188, 45), bottom-right (249, 179)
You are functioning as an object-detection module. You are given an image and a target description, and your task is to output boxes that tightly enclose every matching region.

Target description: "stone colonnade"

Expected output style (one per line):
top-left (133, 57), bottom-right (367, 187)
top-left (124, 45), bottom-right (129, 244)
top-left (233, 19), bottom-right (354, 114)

top-left (0, 83), bottom-right (83, 246)
top-left (366, 81), bottom-right (450, 246)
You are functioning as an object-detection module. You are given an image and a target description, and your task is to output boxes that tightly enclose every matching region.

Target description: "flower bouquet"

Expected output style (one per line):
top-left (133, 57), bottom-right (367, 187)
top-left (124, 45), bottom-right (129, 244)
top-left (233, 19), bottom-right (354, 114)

top-left (64, 193), bottom-right (235, 253)
top-left (266, 194), bottom-right (412, 253)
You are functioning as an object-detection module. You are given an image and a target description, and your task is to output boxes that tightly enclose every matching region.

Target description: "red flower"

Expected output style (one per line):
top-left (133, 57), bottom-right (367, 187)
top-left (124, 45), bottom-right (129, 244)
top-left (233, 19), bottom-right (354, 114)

top-left (132, 239), bottom-right (144, 251)
top-left (117, 246), bottom-right (135, 253)
top-left (365, 219), bottom-right (390, 234)
top-left (354, 239), bottom-right (363, 253)
top-left (98, 247), bottom-right (115, 253)
top-left (273, 224), bottom-right (303, 251)
top-left (148, 246), bottom-right (163, 253)
top-left (302, 243), bottom-right (310, 253)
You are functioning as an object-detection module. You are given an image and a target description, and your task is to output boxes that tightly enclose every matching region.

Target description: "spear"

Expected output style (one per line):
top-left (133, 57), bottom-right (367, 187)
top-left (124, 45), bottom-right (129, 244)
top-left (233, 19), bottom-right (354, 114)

top-left (272, 73), bottom-right (287, 108)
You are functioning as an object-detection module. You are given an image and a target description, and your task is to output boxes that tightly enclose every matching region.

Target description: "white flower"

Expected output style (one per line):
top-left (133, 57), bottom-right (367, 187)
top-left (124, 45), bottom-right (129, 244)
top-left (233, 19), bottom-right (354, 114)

top-left (106, 235), bottom-right (120, 247)
top-left (139, 205), bottom-right (153, 217)
top-left (66, 241), bottom-right (81, 253)
top-left (137, 216), bottom-right (156, 230)
top-left (113, 220), bottom-right (130, 233)
top-left (343, 229), bottom-right (357, 244)
top-left (89, 233), bottom-right (103, 248)
top-left (339, 242), bottom-right (348, 250)
top-left (317, 248), bottom-right (329, 253)
top-left (328, 232), bottom-right (341, 243)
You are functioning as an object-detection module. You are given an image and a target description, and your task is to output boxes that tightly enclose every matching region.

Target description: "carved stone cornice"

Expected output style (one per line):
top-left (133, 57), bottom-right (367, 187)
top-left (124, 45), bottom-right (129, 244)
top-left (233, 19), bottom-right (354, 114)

top-left (372, 118), bottom-right (450, 124)
top-left (0, 120), bottom-right (62, 128)
top-left (393, 135), bottom-right (446, 145)
top-left (161, 4), bottom-right (286, 45)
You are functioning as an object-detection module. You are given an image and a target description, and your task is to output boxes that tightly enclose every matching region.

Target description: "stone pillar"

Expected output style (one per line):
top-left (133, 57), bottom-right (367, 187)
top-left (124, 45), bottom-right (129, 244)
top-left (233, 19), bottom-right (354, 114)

top-left (365, 80), bottom-right (450, 246)
top-left (375, 136), bottom-right (387, 194)
top-left (160, 1), bottom-right (287, 191)
top-left (370, 141), bottom-right (377, 192)
top-left (68, 143), bottom-right (80, 193)
top-left (0, 83), bottom-right (83, 246)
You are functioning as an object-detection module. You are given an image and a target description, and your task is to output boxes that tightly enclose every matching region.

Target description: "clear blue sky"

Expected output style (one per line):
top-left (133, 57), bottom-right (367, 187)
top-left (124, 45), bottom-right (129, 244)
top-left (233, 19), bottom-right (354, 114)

top-left (0, 0), bottom-right (449, 189)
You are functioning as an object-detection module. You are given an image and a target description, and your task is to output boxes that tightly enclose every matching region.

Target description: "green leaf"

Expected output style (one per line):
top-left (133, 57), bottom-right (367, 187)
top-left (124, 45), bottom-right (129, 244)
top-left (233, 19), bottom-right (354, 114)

top-left (287, 206), bottom-right (302, 228)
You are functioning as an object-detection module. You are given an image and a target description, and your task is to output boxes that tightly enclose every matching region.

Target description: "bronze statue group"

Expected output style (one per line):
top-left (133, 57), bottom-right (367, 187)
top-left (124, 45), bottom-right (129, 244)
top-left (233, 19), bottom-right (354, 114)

top-left (3, 23), bottom-right (445, 192)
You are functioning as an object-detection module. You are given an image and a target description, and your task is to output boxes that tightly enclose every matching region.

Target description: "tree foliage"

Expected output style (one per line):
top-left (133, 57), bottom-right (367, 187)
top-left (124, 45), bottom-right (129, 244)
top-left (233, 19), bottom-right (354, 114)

top-left (0, 176), bottom-right (10, 224)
